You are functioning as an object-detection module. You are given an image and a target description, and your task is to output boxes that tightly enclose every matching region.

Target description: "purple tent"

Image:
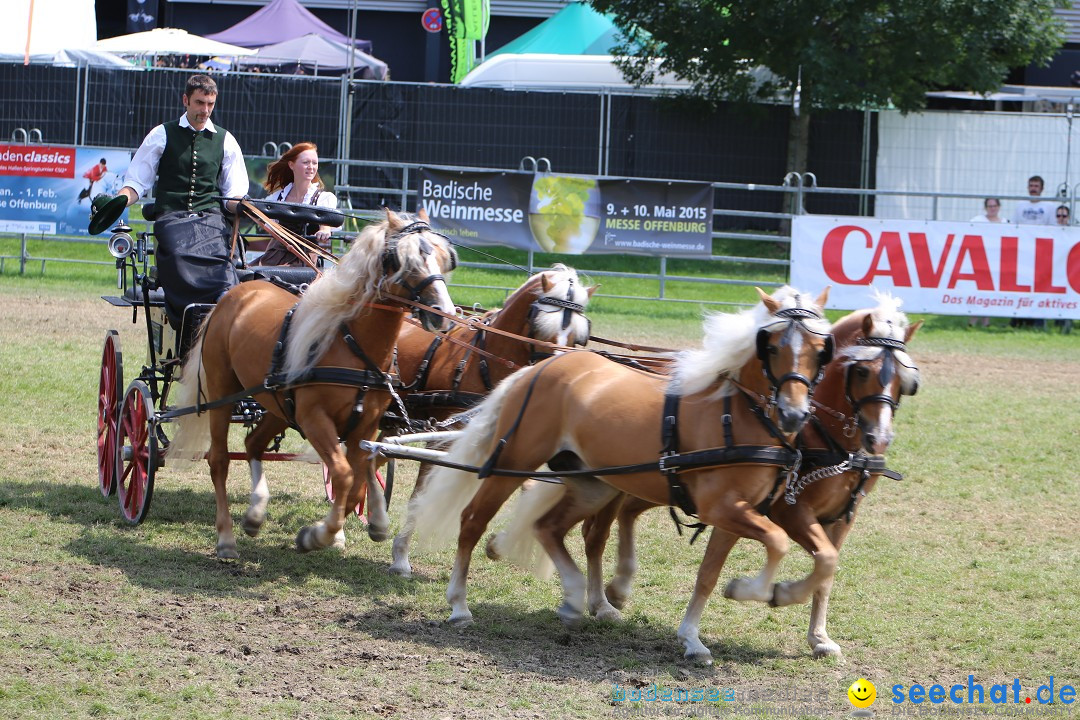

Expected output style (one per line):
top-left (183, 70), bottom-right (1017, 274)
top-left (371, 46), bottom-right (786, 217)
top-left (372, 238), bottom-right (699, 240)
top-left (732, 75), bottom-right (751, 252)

top-left (206, 0), bottom-right (373, 54)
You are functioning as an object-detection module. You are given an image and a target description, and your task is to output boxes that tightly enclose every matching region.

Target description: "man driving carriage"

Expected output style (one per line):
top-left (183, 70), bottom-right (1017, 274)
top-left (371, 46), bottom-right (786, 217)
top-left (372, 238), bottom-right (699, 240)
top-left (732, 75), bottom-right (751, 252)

top-left (89, 74), bottom-right (249, 330)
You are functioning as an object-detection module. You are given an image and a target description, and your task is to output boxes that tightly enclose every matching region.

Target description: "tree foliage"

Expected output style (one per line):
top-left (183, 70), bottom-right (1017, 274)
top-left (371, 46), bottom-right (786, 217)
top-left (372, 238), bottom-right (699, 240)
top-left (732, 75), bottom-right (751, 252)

top-left (589, 0), bottom-right (1068, 112)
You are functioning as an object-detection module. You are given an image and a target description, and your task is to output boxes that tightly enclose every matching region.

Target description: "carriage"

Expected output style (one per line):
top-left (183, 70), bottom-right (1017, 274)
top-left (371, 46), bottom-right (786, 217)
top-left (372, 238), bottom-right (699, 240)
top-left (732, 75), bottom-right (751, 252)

top-left (95, 198), bottom-right (356, 525)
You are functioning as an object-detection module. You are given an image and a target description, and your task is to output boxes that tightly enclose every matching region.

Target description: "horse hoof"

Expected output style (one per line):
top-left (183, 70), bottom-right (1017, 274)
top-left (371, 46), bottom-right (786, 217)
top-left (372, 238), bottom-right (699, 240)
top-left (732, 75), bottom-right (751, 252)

top-left (241, 515), bottom-right (263, 538)
top-left (684, 650), bottom-right (715, 666)
top-left (812, 642), bottom-right (843, 660)
top-left (604, 584), bottom-right (629, 610)
top-left (387, 562), bottom-right (412, 578)
top-left (295, 526), bottom-right (318, 553)
top-left (448, 612), bottom-right (474, 628)
top-left (723, 577), bottom-right (760, 602)
top-left (367, 524), bottom-right (390, 543)
top-left (593, 605), bottom-right (623, 623)
top-left (484, 533), bottom-right (503, 561)
top-left (556, 604), bottom-right (584, 628)
top-left (216, 544), bottom-right (239, 560)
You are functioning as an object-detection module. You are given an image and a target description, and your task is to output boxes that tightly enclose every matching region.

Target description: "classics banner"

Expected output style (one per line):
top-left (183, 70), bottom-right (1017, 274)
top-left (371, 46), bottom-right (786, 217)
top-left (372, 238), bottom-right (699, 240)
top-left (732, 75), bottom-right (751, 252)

top-left (790, 215), bottom-right (1080, 319)
top-left (0, 145), bottom-right (131, 235)
top-left (417, 168), bottom-right (714, 257)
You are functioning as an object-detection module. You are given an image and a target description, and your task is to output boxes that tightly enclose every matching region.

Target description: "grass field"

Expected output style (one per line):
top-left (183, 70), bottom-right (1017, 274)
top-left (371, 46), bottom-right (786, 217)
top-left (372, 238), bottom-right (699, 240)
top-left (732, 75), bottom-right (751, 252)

top-left (1, 259), bottom-right (1078, 720)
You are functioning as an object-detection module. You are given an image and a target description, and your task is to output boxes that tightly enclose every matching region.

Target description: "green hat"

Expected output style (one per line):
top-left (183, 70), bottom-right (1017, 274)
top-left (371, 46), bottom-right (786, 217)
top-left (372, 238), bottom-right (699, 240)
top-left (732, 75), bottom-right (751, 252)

top-left (88, 194), bottom-right (128, 235)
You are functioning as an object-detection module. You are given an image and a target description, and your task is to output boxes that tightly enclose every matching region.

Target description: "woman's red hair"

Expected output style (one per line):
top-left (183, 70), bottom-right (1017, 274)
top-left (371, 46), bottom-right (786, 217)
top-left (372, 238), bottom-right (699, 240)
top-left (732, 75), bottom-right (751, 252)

top-left (264, 142), bottom-right (322, 192)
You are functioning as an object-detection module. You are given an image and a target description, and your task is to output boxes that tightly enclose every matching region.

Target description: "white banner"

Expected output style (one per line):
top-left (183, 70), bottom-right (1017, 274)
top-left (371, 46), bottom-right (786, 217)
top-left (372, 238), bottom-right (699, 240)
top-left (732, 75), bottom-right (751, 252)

top-left (791, 216), bottom-right (1080, 319)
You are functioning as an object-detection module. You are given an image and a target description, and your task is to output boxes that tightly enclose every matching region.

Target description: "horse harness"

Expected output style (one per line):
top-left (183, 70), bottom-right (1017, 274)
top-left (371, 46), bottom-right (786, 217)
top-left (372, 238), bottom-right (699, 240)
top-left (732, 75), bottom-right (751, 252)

top-left (785, 334), bottom-right (918, 524)
top-left (472, 308), bottom-right (833, 543)
top-left (164, 223), bottom-right (456, 437)
top-left (392, 275), bottom-right (589, 425)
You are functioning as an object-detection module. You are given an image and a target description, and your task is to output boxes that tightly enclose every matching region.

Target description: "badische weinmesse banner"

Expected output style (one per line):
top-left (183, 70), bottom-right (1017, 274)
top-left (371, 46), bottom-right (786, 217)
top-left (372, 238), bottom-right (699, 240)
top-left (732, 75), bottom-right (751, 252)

top-left (791, 215), bottom-right (1080, 319)
top-left (417, 168), bottom-right (714, 257)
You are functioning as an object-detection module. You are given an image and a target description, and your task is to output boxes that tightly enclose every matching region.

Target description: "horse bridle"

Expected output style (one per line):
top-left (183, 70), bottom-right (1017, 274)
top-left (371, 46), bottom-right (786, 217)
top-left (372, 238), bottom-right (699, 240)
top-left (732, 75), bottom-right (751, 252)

top-left (844, 335), bottom-right (919, 416)
top-left (527, 275), bottom-right (590, 360)
top-left (756, 305), bottom-right (834, 403)
top-left (381, 220), bottom-right (458, 304)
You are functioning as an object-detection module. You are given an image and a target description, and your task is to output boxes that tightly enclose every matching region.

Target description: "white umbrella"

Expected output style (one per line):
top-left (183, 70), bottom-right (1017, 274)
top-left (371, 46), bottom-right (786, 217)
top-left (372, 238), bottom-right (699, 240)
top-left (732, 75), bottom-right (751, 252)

top-left (94, 28), bottom-right (255, 57)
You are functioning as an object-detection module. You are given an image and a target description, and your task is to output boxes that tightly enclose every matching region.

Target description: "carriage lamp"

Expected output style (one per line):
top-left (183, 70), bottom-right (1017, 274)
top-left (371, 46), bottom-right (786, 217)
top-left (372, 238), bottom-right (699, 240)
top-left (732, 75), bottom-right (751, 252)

top-left (108, 225), bottom-right (135, 259)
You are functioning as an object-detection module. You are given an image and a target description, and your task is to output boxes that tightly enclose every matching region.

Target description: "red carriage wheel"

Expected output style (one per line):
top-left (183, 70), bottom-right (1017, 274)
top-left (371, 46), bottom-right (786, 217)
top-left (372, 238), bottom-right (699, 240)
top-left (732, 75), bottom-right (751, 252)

top-left (324, 463), bottom-right (389, 518)
top-left (116, 381), bottom-right (158, 525)
top-left (97, 330), bottom-right (124, 497)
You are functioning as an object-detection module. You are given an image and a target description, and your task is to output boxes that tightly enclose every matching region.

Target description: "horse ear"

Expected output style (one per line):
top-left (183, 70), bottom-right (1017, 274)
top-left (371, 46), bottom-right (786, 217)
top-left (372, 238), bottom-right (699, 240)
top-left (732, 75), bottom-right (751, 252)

top-left (862, 311), bottom-right (875, 335)
top-left (417, 206), bottom-right (430, 222)
top-left (905, 319), bottom-right (924, 343)
top-left (384, 207), bottom-right (403, 231)
top-left (814, 285), bottom-right (831, 309)
top-left (541, 273), bottom-right (555, 293)
top-left (756, 286), bottom-right (780, 313)
top-left (586, 284), bottom-right (599, 297)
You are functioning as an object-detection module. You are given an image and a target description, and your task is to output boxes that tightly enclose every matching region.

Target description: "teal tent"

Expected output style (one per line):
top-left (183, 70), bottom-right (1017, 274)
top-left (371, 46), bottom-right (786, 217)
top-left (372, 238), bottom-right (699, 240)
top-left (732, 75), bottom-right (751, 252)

top-left (489, 2), bottom-right (633, 57)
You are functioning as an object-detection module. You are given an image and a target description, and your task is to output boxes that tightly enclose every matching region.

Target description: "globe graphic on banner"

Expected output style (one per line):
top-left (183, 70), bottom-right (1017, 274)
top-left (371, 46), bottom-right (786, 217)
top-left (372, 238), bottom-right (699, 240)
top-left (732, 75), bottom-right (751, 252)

top-left (528, 174), bottom-right (601, 254)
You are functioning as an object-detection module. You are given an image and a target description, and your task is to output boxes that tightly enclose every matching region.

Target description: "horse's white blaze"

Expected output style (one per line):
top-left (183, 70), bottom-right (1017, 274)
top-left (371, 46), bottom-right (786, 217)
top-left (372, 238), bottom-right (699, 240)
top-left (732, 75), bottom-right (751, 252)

top-left (867, 404), bottom-right (895, 454)
top-left (777, 329), bottom-right (811, 418)
top-left (425, 252), bottom-right (455, 329)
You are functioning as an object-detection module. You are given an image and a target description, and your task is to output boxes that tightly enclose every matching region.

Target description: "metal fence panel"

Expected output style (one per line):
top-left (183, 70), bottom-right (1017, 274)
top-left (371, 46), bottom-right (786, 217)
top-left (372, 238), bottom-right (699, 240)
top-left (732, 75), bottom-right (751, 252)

top-left (0, 64), bottom-right (80, 144)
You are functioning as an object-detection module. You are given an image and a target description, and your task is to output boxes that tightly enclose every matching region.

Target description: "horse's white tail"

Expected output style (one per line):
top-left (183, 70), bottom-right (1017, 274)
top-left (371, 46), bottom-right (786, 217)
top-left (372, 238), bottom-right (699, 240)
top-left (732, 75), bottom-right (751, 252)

top-left (489, 479), bottom-right (566, 579)
top-left (403, 368), bottom-right (533, 552)
top-left (166, 319), bottom-right (212, 467)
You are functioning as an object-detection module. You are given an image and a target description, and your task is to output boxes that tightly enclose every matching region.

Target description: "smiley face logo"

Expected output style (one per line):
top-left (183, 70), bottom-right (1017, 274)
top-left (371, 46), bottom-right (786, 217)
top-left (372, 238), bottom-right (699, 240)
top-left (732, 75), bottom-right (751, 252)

top-left (848, 678), bottom-right (877, 709)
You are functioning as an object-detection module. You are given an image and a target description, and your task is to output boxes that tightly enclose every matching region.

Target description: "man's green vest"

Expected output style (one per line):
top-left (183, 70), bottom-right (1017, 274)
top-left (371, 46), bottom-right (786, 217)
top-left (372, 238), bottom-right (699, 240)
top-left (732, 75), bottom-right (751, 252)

top-left (155, 120), bottom-right (228, 214)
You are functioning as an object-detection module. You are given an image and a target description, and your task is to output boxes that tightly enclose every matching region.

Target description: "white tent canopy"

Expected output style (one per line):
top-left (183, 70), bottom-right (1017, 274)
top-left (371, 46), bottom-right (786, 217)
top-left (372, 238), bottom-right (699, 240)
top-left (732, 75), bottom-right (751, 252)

top-left (2, 0), bottom-right (96, 56)
top-left (460, 54), bottom-right (690, 92)
top-left (95, 28), bottom-right (256, 57)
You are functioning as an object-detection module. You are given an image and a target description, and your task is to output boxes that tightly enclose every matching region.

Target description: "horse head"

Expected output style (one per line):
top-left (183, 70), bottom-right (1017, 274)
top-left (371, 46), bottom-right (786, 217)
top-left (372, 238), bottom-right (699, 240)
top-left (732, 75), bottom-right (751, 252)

top-left (380, 208), bottom-right (457, 332)
top-left (527, 264), bottom-right (595, 350)
top-left (832, 298), bottom-right (922, 455)
top-left (752, 286), bottom-right (834, 433)
top-left (675, 286), bottom-right (832, 436)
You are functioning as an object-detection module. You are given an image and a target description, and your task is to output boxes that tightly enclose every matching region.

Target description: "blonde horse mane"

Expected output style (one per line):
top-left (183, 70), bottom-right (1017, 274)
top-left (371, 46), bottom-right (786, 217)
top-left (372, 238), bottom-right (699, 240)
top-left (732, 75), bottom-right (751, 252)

top-left (526, 264), bottom-right (592, 346)
top-left (282, 212), bottom-right (439, 382)
top-left (674, 286), bottom-right (830, 397)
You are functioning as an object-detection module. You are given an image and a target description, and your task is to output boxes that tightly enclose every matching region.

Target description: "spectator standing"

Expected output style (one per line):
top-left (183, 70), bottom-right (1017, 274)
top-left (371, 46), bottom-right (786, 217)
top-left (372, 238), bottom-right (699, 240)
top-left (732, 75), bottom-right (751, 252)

top-left (1011, 175), bottom-right (1057, 224)
top-left (969, 198), bottom-right (1007, 223)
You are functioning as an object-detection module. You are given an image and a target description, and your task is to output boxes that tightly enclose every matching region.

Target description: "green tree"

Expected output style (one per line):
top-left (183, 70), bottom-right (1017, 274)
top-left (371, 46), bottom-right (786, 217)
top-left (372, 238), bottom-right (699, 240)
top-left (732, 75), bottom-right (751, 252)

top-left (590, 0), bottom-right (1067, 188)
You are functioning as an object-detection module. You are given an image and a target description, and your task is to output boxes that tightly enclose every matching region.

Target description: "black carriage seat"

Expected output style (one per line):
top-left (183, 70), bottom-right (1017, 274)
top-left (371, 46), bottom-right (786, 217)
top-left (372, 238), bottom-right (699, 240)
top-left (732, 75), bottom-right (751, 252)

top-left (142, 198), bottom-right (344, 229)
top-left (244, 198), bottom-right (345, 229)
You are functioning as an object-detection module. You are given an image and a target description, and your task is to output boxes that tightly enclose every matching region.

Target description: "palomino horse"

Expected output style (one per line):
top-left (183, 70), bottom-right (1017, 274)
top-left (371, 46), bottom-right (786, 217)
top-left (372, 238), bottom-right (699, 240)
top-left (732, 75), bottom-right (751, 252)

top-left (491, 294), bottom-right (921, 662)
top-left (169, 209), bottom-right (457, 559)
top-left (401, 286), bottom-right (832, 660)
top-left (386, 264), bottom-right (594, 576)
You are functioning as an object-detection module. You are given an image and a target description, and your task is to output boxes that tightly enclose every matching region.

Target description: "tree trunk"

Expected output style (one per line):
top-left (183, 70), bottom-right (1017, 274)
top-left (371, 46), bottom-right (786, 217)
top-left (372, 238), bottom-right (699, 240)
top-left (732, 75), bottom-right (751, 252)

top-left (780, 107), bottom-right (811, 237)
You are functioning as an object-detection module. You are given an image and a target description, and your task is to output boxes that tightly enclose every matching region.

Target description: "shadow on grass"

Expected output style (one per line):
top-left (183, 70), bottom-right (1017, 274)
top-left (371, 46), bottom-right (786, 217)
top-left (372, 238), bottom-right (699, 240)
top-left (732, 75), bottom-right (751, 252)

top-left (4, 479), bottom-right (782, 676)
top-left (332, 602), bottom-right (781, 680)
top-left (1, 479), bottom-right (423, 599)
